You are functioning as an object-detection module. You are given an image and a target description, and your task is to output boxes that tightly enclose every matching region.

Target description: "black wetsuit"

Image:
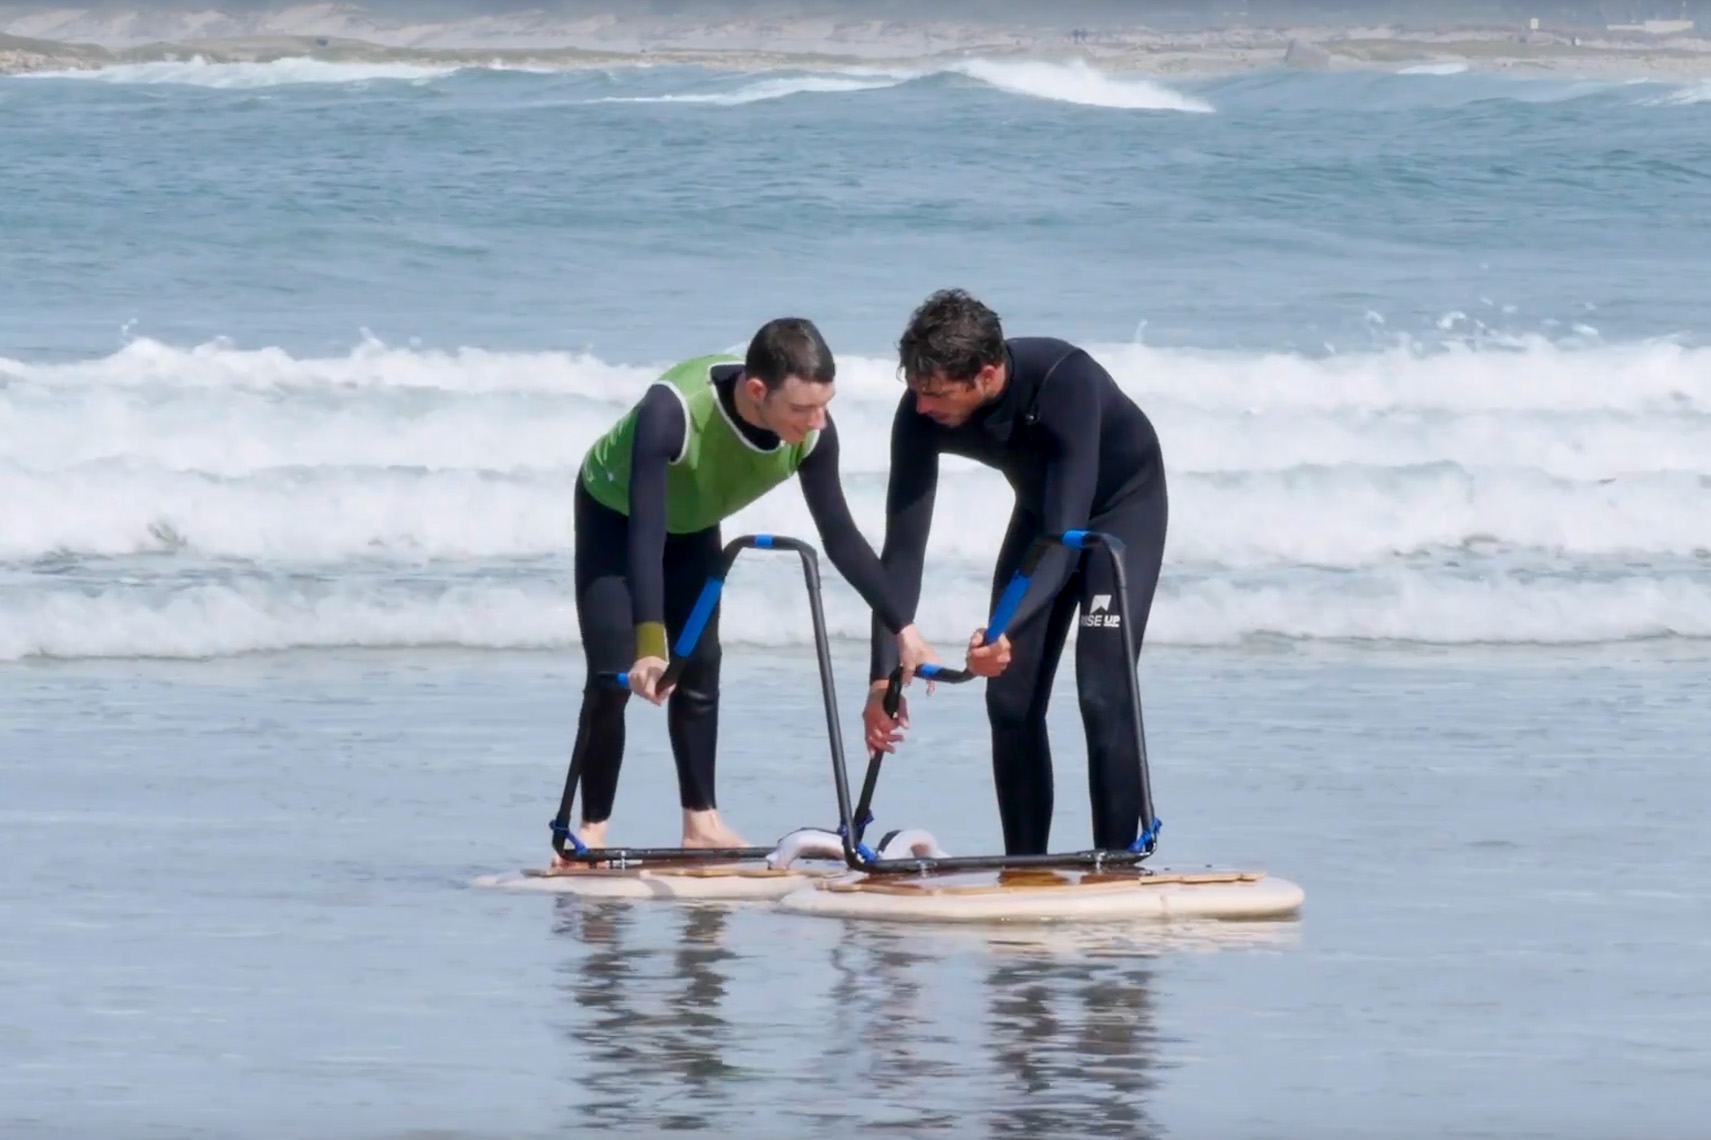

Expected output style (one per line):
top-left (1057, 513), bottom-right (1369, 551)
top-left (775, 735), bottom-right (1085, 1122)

top-left (869, 337), bottom-right (1169, 855)
top-left (573, 366), bottom-right (907, 823)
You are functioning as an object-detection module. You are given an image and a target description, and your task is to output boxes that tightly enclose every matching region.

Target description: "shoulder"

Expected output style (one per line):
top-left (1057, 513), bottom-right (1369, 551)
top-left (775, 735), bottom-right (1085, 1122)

top-left (633, 383), bottom-right (689, 458)
top-left (1010, 337), bottom-right (1114, 412)
top-left (657, 353), bottom-right (741, 380)
top-left (637, 381), bottom-right (687, 417)
top-left (654, 354), bottom-right (741, 399)
top-left (1008, 336), bottom-right (1101, 380)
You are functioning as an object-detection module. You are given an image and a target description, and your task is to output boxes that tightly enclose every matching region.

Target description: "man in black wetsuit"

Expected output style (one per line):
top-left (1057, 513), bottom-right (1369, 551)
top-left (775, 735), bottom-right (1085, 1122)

top-left (566, 317), bottom-right (939, 863)
top-left (862, 290), bottom-right (1169, 856)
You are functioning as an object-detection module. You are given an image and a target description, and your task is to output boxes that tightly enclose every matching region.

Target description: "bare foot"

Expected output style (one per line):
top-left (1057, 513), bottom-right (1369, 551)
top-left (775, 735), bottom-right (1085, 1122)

top-left (550, 819), bottom-right (608, 868)
top-left (681, 808), bottom-right (747, 849)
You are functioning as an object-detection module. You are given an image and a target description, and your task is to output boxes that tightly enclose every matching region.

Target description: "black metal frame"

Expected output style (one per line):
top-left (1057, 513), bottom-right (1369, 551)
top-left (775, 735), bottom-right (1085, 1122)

top-left (548, 533), bottom-right (862, 869)
top-left (839, 528), bottom-right (1163, 875)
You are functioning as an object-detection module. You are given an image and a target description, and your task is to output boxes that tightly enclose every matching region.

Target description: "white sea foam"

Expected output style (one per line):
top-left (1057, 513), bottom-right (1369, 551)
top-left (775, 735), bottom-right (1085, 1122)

top-left (947, 58), bottom-right (1213, 112)
top-left (1641, 81), bottom-right (1711, 107)
top-left (2, 458), bottom-right (1707, 569)
top-left (4, 334), bottom-right (1709, 658)
top-left (0, 334), bottom-right (657, 395)
top-left (12, 332), bottom-right (1708, 413)
top-left (17, 52), bottom-right (1212, 113)
top-left (591, 73), bottom-right (911, 106)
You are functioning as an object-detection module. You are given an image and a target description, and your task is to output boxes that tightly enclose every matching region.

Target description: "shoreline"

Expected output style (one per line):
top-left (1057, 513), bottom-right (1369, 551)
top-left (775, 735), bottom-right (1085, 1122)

top-left (5, 25), bottom-right (1711, 81)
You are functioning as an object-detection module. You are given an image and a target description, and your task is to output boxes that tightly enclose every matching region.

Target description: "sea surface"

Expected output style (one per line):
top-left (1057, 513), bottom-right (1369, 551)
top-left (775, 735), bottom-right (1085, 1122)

top-left (3, 54), bottom-right (1710, 1138)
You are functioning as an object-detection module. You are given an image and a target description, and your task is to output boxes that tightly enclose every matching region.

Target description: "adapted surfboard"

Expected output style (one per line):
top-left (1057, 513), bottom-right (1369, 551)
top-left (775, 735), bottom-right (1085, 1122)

top-left (774, 865), bottom-right (1306, 923)
top-left (472, 856), bottom-right (846, 900)
top-left (484, 531), bottom-right (1307, 925)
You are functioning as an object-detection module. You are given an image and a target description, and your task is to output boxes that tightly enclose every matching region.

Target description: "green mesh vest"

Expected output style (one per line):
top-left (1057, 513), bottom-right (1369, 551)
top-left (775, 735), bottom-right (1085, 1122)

top-left (578, 354), bottom-right (818, 534)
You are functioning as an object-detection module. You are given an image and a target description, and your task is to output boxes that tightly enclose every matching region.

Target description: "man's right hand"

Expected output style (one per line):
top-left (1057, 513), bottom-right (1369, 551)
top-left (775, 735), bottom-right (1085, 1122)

top-left (863, 681), bottom-right (908, 755)
top-left (626, 655), bottom-right (672, 705)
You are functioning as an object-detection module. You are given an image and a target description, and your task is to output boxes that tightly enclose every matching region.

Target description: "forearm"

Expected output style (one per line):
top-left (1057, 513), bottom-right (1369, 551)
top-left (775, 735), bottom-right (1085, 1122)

top-left (798, 421), bottom-right (912, 636)
top-left (868, 426), bottom-right (936, 681)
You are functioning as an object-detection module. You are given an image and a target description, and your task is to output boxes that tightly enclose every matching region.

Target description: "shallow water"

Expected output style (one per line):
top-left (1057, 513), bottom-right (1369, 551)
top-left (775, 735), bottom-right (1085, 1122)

top-left (5, 643), bottom-right (1708, 1138)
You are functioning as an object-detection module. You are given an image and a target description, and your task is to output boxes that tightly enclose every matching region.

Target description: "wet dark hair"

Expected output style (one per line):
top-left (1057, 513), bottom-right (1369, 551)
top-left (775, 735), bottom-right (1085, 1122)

top-left (897, 289), bottom-right (1006, 386)
top-left (744, 317), bottom-right (835, 391)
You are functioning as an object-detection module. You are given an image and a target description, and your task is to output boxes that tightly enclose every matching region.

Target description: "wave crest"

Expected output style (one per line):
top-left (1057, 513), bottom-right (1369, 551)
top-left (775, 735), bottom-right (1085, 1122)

top-left (6, 332), bottom-right (1710, 657)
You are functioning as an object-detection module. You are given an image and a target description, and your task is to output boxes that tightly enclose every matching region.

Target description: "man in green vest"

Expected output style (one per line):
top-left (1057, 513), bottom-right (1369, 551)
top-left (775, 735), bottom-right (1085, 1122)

top-left (562, 316), bottom-right (939, 863)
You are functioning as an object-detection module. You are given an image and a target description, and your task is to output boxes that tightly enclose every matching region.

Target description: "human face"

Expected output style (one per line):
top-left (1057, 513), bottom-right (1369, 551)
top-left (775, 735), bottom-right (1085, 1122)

top-left (908, 363), bottom-right (1003, 427)
top-left (747, 374), bottom-right (833, 445)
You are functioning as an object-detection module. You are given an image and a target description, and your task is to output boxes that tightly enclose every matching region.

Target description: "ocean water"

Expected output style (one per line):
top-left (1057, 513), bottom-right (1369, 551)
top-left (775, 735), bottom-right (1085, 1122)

top-left (3, 54), bottom-right (1710, 1138)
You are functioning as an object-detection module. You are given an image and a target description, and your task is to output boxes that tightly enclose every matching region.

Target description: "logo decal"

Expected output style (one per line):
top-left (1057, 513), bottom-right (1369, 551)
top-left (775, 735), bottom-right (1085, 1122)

top-left (1082, 594), bottom-right (1120, 628)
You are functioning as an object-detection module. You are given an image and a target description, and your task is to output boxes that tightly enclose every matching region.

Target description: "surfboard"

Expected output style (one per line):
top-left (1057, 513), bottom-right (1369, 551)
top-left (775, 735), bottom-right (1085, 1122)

top-left (772, 865), bottom-right (1305, 923)
top-left (471, 855), bottom-right (849, 900)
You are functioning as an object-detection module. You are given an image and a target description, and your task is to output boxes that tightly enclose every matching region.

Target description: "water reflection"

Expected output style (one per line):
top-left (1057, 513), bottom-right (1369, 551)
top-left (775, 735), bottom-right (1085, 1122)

top-left (546, 898), bottom-right (1294, 1139)
top-left (550, 897), bottom-right (740, 1129)
top-left (822, 922), bottom-right (968, 1132)
top-left (828, 922), bottom-right (1168, 1140)
top-left (984, 951), bottom-right (1163, 1139)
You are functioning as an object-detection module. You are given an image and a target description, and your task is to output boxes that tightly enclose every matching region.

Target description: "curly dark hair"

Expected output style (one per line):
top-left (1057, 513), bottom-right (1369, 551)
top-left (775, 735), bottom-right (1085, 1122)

top-left (745, 317), bottom-right (835, 391)
top-left (897, 289), bottom-right (1006, 386)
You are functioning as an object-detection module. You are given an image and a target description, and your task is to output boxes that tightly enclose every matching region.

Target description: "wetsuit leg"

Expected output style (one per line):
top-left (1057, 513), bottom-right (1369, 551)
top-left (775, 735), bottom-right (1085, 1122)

top-left (661, 523), bottom-right (724, 811)
top-left (984, 510), bottom-right (1084, 856)
top-left (1073, 483), bottom-right (1169, 850)
top-left (569, 479), bottom-right (635, 825)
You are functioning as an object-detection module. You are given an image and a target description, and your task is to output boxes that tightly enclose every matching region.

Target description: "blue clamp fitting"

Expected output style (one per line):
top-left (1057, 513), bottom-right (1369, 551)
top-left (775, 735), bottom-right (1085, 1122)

top-left (550, 819), bottom-right (589, 855)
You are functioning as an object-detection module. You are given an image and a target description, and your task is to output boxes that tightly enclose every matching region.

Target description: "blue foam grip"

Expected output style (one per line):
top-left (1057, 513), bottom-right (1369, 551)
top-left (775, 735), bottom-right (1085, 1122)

top-left (1061, 529), bottom-right (1089, 549)
top-left (754, 533), bottom-right (774, 548)
top-left (673, 578), bottom-right (724, 657)
top-left (607, 671), bottom-right (629, 688)
top-left (856, 843), bottom-right (877, 863)
top-left (985, 572), bottom-right (1031, 643)
top-left (917, 662), bottom-right (942, 678)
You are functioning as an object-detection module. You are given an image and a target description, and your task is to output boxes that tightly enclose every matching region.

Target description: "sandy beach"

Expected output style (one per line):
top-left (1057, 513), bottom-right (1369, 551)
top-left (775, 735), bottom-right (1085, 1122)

top-left (4, 5), bottom-right (1711, 80)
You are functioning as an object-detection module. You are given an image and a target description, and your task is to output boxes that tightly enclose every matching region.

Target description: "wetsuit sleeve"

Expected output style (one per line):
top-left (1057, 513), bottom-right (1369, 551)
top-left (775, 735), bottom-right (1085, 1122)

top-left (627, 385), bottom-right (686, 660)
top-left (868, 394), bottom-right (940, 682)
top-left (997, 352), bottom-right (1103, 635)
top-left (797, 416), bottom-right (910, 636)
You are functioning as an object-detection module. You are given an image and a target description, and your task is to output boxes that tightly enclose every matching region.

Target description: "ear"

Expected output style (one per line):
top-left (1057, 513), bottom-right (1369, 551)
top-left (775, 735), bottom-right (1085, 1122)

top-left (743, 375), bottom-right (770, 403)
